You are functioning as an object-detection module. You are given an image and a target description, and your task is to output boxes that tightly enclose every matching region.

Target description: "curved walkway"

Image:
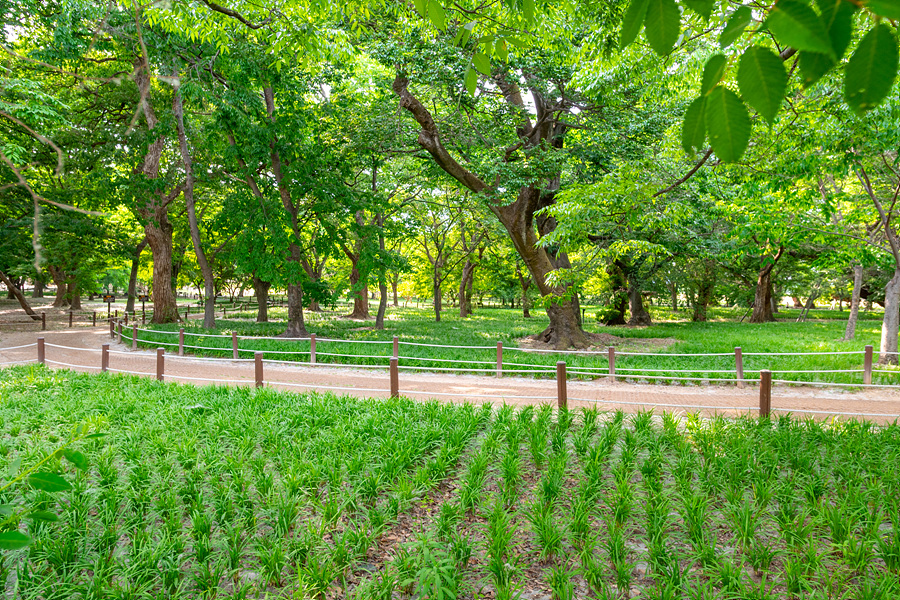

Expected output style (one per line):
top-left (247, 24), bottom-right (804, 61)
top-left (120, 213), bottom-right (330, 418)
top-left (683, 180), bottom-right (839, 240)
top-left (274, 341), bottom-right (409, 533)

top-left (2, 327), bottom-right (899, 424)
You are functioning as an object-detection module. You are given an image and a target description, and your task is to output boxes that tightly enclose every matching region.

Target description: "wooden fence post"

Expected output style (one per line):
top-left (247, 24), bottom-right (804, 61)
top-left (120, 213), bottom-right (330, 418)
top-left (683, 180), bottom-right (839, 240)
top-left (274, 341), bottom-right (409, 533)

top-left (735, 346), bottom-right (744, 389)
top-left (101, 343), bottom-right (109, 372)
top-left (496, 342), bottom-right (503, 379)
top-left (109, 317), bottom-right (114, 338)
top-left (393, 336), bottom-right (399, 359)
top-left (123, 312), bottom-right (128, 326)
top-left (92, 311), bottom-right (96, 327)
top-left (759, 370), bottom-right (772, 417)
top-left (132, 325), bottom-right (137, 351)
top-left (608, 347), bottom-right (616, 382)
top-left (41, 312), bottom-right (46, 331)
top-left (232, 332), bottom-right (239, 360)
top-left (156, 348), bottom-right (164, 381)
top-left (557, 361), bottom-right (567, 409)
top-left (255, 352), bottom-right (263, 388)
top-left (310, 333), bottom-right (316, 364)
top-left (142, 306), bottom-right (145, 324)
top-left (116, 321), bottom-right (122, 344)
top-left (390, 357), bottom-right (399, 398)
top-left (69, 310), bottom-right (73, 328)
top-left (37, 337), bottom-right (44, 364)
top-left (178, 328), bottom-right (185, 356)
top-left (864, 345), bottom-right (873, 385)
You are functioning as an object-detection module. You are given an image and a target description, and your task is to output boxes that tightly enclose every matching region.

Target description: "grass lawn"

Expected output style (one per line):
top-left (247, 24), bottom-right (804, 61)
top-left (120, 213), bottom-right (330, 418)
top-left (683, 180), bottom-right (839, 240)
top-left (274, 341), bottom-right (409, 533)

top-left (129, 305), bottom-right (900, 386)
top-left (0, 366), bottom-right (898, 598)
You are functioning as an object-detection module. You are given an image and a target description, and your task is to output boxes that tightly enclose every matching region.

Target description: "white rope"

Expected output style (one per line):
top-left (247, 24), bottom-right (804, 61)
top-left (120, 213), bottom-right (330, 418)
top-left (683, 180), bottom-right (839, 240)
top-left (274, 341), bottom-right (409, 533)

top-left (502, 369), bottom-right (557, 374)
top-left (398, 340), bottom-right (495, 349)
top-left (569, 397), bottom-right (757, 411)
top-left (613, 367), bottom-right (737, 373)
top-left (135, 327), bottom-right (177, 335)
top-left (742, 350), bottom-right (863, 356)
top-left (0, 359), bottom-right (37, 366)
top-left (771, 407), bottom-right (898, 418)
top-left (608, 374), bottom-right (742, 383)
top-left (316, 352), bottom-right (389, 360)
top-left (503, 347), bottom-right (611, 355)
top-left (399, 389), bottom-right (557, 400)
top-left (43, 343), bottom-right (100, 353)
top-left (614, 351), bottom-right (736, 357)
top-left (313, 337), bottom-right (393, 345)
top-left (43, 359), bottom-right (100, 370)
top-left (771, 379), bottom-right (900, 389)
top-left (872, 370), bottom-right (900, 374)
top-left (397, 365), bottom-right (496, 373)
top-left (165, 374), bottom-right (253, 384)
top-left (398, 355), bottom-right (496, 365)
top-left (0, 343), bottom-right (38, 351)
top-left (166, 354), bottom-right (257, 363)
top-left (268, 381), bottom-right (387, 393)
top-left (106, 368), bottom-right (155, 376)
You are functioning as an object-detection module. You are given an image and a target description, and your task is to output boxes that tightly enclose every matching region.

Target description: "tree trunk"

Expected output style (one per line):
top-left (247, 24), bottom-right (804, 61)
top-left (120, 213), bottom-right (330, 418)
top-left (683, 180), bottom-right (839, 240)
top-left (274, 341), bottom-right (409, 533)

top-left (433, 273), bottom-right (442, 323)
top-left (459, 259), bottom-right (476, 318)
top-left (669, 283), bottom-right (678, 311)
top-left (125, 238), bottom-right (148, 313)
top-left (49, 266), bottom-right (68, 307)
top-left (32, 277), bottom-right (44, 298)
top-left (879, 267), bottom-right (900, 365)
top-left (67, 276), bottom-right (81, 310)
top-left (375, 280), bottom-right (388, 330)
top-left (174, 83), bottom-right (216, 329)
top-left (627, 283), bottom-right (652, 326)
top-left (282, 283), bottom-right (307, 337)
top-left (145, 219), bottom-right (180, 324)
top-left (346, 264), bottom-right (370, 319)
top-left (391, 274), bottom-right (399, 307)
top-left (0, 269), bottom-right (39, 319)
top-left (749, 263), bottom-right (778, 323)
top-left (843, 265), bottom-right (863, 341)
top-left (692, 272), bottom-right (716, 322)
top-left (253, 277), bottom-right (270, 323)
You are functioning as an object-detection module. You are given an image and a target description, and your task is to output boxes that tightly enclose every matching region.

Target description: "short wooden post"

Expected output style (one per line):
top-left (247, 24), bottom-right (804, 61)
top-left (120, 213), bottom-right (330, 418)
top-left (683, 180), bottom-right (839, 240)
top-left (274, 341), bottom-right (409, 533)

top-left (557, 361), bottom-right (567, 409)
top-left (156, 348), bottom-right (164, 381)
top-left (116, 321), bottom-right (122, 344)
top-left (496, 342), bottom-right (503, 379)
top-left (69, 310), bottom-right (73, 327)
top-left (390, 357), bottom-right (399, 398)
top-left (132, 325), bottom-right (137, 351)
top-left (759, 370), bottom-right (772, 417)
top-left (37, 337), bottom-right (45, 364)
top-left (735, 346), bottom-right (744, 389)
top-left (608, 347), bottom-right (616, 382)
top-left (108, 317), bottom-right (114, 337)
top-left (41, 312), bottom-right (46, 331)
top-left (864, 345), bottom-right (873, 385)
top-left (255, 352), bottom-right (263, 388)
top-left (310, 333), bottom-right (316, 364)
top-left (115, 309), bottom-right (118, 318)
top-left (123, 312), bottom-right (128, 326)
top-left (101, 343), bottom-right (109, 372)
top-left (393, 335), bottom-right (399, 359)
top-left (178, 328), bottom-right (185, 356)
top-left (232, 331), bottom-right (239, 359)
top-left (92, 311), bottom-right (96, 327)
top-left (141, 306), bottom-right (145, 324)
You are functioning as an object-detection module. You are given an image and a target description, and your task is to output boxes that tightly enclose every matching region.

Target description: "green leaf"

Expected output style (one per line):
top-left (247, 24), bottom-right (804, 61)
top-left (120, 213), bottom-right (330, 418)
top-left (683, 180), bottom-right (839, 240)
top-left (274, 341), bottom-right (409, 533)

top-left (495, 39), bottom-right (509, 62)
top-left (705, 86), bottom-right (751, 163)
top-left (0, 531), bottom-right (32, 550)
top-left (844, 24), bottom-right (899, 115)
top-left (413, 0), bottom-right (427, 17)
top-left (701, 54), bottom-right (728, 95)
top-left (864, 0), bottom-right (900, 19)
top-left (62, 449), bottom-right (88, 470)
top-left (619, 0), bottom-right (650, 49)
top-left (523, 0), bottom-right (535, 22)
top-left (682, 0), bottom-right (714, 19)
top-left (0, 505), bottom-right (12, 516)
top-left (84, 433), bottom-right (107, 439)
top-left (681, 96), bottom-right (707, 152)
top-left (766, 0), bottom-right (835, 58)
top-left (464, 68), bottom-right (477, 95)
top-left (798, 52), bottom-right (834, 87)
top-left (27, 472), bottom-right (71, 493)
top-left (817, 0), bottom-right (857, 58)
top-left (737, 46), bottom-right (788, 124)
top-left (644, 0), bottom-right (680, 55)
top-left (472, 53), bottom-right (491, 76)
top-left (720, 6), bottom-right (752, 49)
top-left (28, 510), bottom-right (58, 522)
top-left (427, 1), bottom-right (446, 30)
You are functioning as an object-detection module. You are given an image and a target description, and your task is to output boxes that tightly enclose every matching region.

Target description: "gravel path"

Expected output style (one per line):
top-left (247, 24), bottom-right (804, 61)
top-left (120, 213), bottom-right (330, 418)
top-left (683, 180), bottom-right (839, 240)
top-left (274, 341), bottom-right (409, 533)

top-left (2, 326), bottom-right (899, 423)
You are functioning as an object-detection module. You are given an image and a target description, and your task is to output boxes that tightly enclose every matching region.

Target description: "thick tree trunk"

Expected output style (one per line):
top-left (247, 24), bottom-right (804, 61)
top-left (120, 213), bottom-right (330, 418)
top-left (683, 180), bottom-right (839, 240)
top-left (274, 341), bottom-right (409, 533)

top-left (843, 265), bottom-right (863, 341)
top-left (603, 263), bottom-right (628, 326)
top-left (0, 269), bottom-right (39, 319)
top-left (283, 283), bottom-right (307, 337)
top-left (253, 277), bottom-right (270, 323)
top-left (49, 266), bottom-right (68, 307)
top-left (391, 275), bottom-right (399, 307)
top-left (145, 220), bottom-right (180, 324)
top-left (459, 259), bottom-right (476, 318)
top-left (749, 263), bottom-right (778, 323)
top-left (669, 283), bottom-right (677, 311)
top-left (125, 238), bottom-right (148, 313)
top-left (433, 274), bottom-right (442, 323)
top-left (174, 83), bottom-right (216, 329)
top-left (67, 277), bottom-right (81, 310)
top-left (627, 283), bottom-right (652, 326)
top-left (346, 265), bottom-right (370, 319)
top-left (32, 277), bottom-right (44, 298)
top-left (879, 267), bottom-right (900, 365)
top-left (376, 281), bottom-right (388, 330)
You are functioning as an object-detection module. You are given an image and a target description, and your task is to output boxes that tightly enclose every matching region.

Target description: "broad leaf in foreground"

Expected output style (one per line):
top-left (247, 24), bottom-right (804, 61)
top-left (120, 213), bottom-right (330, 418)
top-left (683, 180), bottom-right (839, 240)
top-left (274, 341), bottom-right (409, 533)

top-left (738, 46), bottom-right (788, 124)
top-left (681, 96), bottom-right (707, 152)
top-left (766, 0), bottom-right (835, 58)
top-left (644, 0), bottom-right (680, 55)
top-left (705, 86), bottom-right (751, 163)
top-left (844, 24), bottom-right (899, 115)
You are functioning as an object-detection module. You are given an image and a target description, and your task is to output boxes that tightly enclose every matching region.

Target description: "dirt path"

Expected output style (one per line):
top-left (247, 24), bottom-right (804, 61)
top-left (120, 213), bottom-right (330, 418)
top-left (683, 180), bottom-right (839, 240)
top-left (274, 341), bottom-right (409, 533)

top-left (2, 326), bottom-right (899, 423)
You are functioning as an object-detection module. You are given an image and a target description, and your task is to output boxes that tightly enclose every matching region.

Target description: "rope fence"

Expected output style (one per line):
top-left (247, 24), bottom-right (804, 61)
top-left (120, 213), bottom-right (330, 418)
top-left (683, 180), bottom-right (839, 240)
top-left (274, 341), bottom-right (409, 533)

top-left (1, 334), bottom-right (896, 423)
